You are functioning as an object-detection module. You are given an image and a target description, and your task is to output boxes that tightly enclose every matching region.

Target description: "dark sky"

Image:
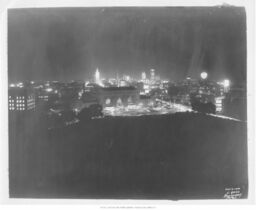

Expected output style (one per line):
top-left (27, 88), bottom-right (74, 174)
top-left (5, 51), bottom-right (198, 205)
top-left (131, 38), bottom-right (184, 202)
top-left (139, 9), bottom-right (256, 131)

top-left (8, 7), bottom-right (246, 85)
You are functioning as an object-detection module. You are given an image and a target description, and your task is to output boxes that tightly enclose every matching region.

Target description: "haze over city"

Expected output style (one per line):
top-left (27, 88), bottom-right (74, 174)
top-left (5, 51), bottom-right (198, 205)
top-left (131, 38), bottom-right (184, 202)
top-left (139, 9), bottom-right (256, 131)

top-left (8, 7), bottom-right (246, 85)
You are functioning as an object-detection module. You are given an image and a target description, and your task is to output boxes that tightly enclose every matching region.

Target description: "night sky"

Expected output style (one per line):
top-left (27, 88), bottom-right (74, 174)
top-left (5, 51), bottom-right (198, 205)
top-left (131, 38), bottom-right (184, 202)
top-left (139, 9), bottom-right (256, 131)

top-left (8, 7), bottom-right (246, 85)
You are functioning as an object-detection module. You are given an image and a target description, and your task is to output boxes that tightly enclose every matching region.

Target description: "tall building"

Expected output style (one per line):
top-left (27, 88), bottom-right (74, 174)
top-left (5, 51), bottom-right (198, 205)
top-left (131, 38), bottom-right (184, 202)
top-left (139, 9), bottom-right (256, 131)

top-left (222, 87), bottom-right (246, 120)
top-left (8, 87), bottom-right (36, 111)
top-left (95, 68), bottom-right (101, 85)
top-left (142, 72), bottom-right (146, 81)
top-left (150, 69), bottom-right (155, 81)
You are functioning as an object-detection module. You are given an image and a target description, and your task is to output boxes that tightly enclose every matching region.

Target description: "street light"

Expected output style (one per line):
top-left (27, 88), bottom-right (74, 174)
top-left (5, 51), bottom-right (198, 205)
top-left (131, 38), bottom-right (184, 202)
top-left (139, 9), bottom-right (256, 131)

top-left (200, 72), bottom-right (208, 80)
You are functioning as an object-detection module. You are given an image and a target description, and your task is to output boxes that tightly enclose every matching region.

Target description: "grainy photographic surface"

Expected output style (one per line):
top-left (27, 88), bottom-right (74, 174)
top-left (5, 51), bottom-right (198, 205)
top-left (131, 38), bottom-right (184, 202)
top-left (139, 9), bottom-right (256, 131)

top-left (8, 7), bottom-right (247, 199)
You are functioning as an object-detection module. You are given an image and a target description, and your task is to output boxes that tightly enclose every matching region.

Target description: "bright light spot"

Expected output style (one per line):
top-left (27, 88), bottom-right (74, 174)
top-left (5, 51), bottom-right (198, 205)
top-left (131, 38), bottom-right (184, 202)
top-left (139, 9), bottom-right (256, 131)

top-left (30, 81), bottom-right (35, 84)
top-left (103, 100), bottom-right (192, 117)
top-left (16, 82), bottom-right (24, 87)
top-left (216, 99), bottom-right (222, 103)
top-left (46, 88), bottom-right (53, 92)
top-left (105, 98), bottom-right (111, 105)
top-left (200, 72), bottom-right (208, 80)
top-left (143, 84), bottom-right (150, 90)
top-left (10, 84), bottom-right (15, 87)
top-left (223, 79), bottom-right (230, 88)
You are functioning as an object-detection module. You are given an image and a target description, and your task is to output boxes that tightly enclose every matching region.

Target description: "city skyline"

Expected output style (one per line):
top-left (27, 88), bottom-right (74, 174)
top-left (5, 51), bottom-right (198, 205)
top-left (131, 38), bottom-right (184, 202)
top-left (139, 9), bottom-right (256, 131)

top-left (8, 7), bottom-right (246, 85)
top-left (7, 6), bottom-right (248, 200)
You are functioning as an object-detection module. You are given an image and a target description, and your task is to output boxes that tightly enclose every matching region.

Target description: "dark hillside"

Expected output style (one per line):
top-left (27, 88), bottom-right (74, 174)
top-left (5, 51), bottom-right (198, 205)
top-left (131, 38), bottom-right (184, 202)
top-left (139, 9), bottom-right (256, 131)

top-left (9, 112), bottom-right (247, 199)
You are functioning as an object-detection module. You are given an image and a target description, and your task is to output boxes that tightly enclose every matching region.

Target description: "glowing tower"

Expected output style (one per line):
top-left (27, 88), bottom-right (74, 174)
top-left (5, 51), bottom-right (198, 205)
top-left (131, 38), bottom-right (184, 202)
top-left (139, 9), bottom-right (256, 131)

top-left (142, 72), bottom-right (146, 81)
top-left (95, 68), bottom-right (101, 85)
top-left (150, 69), bottom-right (155, 81)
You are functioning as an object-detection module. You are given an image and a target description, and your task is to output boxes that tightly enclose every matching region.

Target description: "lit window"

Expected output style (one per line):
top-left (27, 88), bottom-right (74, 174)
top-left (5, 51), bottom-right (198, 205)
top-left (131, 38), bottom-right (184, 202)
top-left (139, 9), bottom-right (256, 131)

top-left (117, 98), bottom-right (122, 106)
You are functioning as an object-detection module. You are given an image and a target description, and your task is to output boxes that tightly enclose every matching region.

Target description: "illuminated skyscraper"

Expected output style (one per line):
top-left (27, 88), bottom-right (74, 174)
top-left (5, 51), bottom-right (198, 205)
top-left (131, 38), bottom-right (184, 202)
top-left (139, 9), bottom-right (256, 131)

top-left (150, 69), bottom-right (155, 81)
top-left (95, 68), bottom-right (101, 85)
top-left (142, 72), bottom-right (146, 80)
top-left (223, 79), bottom-right (230, 93)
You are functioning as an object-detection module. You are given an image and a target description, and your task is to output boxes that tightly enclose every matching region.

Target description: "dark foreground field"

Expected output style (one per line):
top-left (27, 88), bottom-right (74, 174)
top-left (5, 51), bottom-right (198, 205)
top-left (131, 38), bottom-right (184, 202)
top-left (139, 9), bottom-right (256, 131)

top-left (9, 112), bottom-right (248, 199)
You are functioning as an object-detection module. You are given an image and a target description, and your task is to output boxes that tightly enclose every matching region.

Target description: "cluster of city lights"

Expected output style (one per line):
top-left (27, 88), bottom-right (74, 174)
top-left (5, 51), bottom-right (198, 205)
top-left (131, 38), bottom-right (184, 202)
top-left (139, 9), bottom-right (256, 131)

top-left (9, 82), bottom-right (24, 88)
top-left (9, 70), bottom-right (233, 117)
